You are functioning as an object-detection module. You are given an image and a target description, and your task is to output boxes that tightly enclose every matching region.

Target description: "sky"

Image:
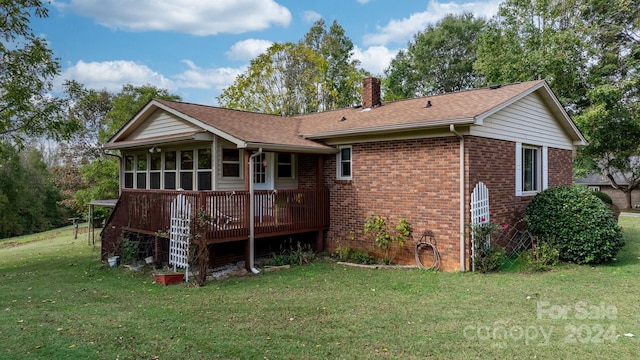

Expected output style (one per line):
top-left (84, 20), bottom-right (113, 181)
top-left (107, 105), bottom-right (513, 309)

top-left (32, 0), bottom-right (503, 106)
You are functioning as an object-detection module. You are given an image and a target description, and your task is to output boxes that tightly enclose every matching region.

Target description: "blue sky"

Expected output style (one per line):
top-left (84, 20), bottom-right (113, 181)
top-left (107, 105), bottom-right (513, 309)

top-left (32, 0), bottom-right (502, 105)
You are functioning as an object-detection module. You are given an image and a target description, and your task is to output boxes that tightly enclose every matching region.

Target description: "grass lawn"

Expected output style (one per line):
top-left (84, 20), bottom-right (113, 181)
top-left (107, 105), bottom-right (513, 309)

top-left (0, 220), bottom-right (638, 359)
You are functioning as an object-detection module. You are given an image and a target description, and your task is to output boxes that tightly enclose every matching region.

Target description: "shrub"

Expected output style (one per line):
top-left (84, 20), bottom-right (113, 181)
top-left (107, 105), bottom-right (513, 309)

top-left (475, 246), bottom-right (506, 273)
top-left (524, 185), bottom-right (624, 264)
top-left (592, 191), bottom-right (613, 205)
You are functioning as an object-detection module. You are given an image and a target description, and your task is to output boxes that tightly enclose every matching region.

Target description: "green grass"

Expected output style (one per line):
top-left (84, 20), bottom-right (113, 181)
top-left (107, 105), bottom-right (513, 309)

top-left (1, 220), bottom-right (639, 359)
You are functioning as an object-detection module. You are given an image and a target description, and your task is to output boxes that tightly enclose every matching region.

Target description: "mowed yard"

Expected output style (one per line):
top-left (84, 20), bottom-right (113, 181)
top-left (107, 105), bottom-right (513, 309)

top-left (0, 219), bottom-right (638, 360)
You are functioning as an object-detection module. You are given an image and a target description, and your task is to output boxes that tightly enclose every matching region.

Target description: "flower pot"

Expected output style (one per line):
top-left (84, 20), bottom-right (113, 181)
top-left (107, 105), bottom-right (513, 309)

top-left (153, 272), bottom-right (185, 285)
top-left (107, 256), bottom-right (119, 267)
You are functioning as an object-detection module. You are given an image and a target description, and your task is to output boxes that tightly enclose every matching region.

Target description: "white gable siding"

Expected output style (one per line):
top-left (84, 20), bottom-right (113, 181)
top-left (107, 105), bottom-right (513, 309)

top-left (470, 92), bottom-right (574, 150)
top-left (128, 110), bottom-right (201, 140)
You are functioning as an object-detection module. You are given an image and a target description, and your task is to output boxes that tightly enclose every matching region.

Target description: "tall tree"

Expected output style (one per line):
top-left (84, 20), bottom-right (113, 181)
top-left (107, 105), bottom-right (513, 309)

top-left (385, 13), bottom-right (486, 100)
top-left (219, 19), bottom-right (366, 115)
top-left (0, 1), bottom-right (78, 149)
top-left (474, 0), bottom-right (587, 110)
top-left (574, 85), bottom-right (640, 208)
top-left (573, 0), bottom-right (640, 207)
top-left (0, 144), bottom-right (63, 238)
top-left (303, 19), bottom-right (365, 110)
top-left (218, 42), bottom-right (324, 115)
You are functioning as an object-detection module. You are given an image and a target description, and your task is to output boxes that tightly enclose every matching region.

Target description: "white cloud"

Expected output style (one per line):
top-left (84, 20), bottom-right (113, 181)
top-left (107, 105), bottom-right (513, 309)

top-left (356, 0), bottom-right (371, 3)
top-left (225, 39), bottom-right (273, 61)
top-left (174, 60), bottom-right (244, 91)
top-left (302, 10), bottom-right (322, 23)
top-left (58, 60), bottom-right (175, 92)
top-left (363, 0), bottom-right (500, 46)
top-left (352, 45), bottom-right (399, 75)
top-left (66, 0), bottom-right (292, 35)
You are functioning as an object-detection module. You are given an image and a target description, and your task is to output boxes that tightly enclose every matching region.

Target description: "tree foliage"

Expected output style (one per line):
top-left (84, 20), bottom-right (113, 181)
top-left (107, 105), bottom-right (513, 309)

top-left (0, 144), bottom-right (64, 238)
top-left (474, 0), bottom-right (588, 110)
top-left (218, 19), bottom-right (366, 115)
top-left (384, 13), bottom-right (486, 100)
top-left (0, 0), bottom-right (78, 149)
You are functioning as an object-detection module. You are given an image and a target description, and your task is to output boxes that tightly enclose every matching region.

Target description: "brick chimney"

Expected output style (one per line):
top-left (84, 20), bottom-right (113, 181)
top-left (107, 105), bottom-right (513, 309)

top-left (362, 77), bottom-right (381, 108)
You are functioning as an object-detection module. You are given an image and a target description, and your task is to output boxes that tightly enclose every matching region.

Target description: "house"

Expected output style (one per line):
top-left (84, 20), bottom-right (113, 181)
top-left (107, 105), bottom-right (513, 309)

top-left (102, 78), bottom-right (586, 272)
top-left (574, 172), bottom-right (640, 209)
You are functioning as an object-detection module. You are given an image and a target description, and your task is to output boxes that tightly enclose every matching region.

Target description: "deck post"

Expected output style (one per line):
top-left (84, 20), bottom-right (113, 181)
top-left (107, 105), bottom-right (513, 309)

top-left (315, 230), bottom-right (324, 252)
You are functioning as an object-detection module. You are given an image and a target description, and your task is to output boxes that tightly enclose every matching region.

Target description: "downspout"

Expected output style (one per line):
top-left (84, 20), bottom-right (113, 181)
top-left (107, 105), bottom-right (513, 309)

top-left (450, 124), bottom-right (465, 272)
top-left (248, 148), bottom-right (262, 274)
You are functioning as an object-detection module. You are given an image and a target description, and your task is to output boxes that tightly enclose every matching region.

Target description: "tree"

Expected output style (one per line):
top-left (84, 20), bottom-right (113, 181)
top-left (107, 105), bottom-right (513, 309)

top-left (385, 13), bottom-right (486, 99)
top-left (303, 19), bottom-right (365, 110)
top-left (219, 20), bottom-right (366, 115)
top-left (218, 42), bottom-right (324, 115)
top-left (575, 86), bottom-right (640, 209)
top-left (572, 0), bottom-right (640, 207)
top-left (0, 1), bottom-right (78, 149)
top-left (0, 144), bottom-right (64, 238)
top-left (59, 80), bottom-right (113, 162)
top-left (474, 0), bottom-right (588, 110)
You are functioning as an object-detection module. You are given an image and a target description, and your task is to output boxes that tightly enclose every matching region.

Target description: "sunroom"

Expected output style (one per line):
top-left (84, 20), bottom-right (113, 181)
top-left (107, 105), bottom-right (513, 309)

top-left (101, 99), bottom-right (334, 268)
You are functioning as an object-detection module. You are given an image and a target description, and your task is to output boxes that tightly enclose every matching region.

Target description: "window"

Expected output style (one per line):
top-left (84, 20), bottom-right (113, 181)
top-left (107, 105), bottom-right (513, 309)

top-left (149, 152), bottom-right (161, 189)
top-left (124, 155), bottom-right (134, 188)
top-left (277, 153), bottom-right (294, 178)
top-left (197, 148), bottom-right (212, 190)
top-left (337, 145), bottom-right (352, 180)
top-left (180, 150), bottom-right (194, 190)
top-left (136, 155), bottom-right (147, 189)
top-left (222, 148), bottom-right (240, 178)
top-left (253, 154), bottom-right (267, 184)
top-left (164, 151), bottom-right (177, 190)
top-left (516, 143), bottom-right (547, 196)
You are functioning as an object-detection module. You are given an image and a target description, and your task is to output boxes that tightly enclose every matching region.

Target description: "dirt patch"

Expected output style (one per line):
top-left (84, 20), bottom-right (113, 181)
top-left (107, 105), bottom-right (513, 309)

top-left (0, 241), bottom-right (22, 249)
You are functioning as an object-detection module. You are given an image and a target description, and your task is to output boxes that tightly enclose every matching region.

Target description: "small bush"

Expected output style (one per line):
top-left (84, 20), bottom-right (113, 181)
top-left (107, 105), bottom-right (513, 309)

top-left (530, 241), bottom-right (560, 271)
top-left (348, 249), bottom-right (377, 265)
top-left (475, 246), bottom-right (506, 273)
top-left (524, 185), bottom-right (624, 264)
top-left (592, 191), bottom-right (613, 205)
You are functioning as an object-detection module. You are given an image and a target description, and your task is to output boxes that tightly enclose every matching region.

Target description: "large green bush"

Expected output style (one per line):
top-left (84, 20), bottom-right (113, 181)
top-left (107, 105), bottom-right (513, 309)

top-left (524, 185), bottom-right (624, 264)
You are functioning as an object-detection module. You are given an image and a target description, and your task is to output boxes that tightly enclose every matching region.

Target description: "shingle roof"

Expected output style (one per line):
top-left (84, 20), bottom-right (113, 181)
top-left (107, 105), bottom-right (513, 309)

top-left (297, 80), bottom-right (545, 138)
top-left (109, 79), bottom-right (584, 151)
top-left (153, 99), bottom-right (332, 151)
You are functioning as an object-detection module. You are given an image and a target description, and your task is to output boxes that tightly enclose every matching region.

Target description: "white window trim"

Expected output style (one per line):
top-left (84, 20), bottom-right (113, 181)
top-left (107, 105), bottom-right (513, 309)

top-left (515, 143), bottom-right (548, 196)
top-left (337, 145), bottom-right (352, 180)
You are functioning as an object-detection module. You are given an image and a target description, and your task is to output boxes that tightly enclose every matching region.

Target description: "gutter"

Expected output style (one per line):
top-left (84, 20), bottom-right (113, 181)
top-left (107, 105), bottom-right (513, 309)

top-left (303, 117), bottom-right (475, 140)
top-left (247, 148), bottom-right (263, 274)
top-left (450, 124), bottom-right (466, 272)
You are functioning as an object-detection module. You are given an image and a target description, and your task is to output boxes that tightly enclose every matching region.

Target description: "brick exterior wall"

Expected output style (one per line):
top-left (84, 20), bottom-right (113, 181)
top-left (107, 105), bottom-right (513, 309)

top-left (320, 135), bottom-right (575, 272)
top-left (323, 137), bottom-right (463, 271)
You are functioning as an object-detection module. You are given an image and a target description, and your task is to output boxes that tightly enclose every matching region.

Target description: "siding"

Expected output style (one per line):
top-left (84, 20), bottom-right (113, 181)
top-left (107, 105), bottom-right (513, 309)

top-left (128, 110), bottom-right (201, 140)
top-left (470, 92), bottom-right (574, 150)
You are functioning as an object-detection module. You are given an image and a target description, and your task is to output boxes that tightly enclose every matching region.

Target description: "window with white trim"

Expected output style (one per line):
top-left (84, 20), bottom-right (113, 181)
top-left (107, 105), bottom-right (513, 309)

top-left (164, 151), bottom-right (177, 189)
top-left (337, 145), bottom-right (352, 180)
top-left (149, 152), bottom-right (161, 189)
top-left (180, 150), bottom-right (194, 190)
top-left (124, 154), bottom-right (134, 188)
top-left (222, 148), bottom-right (241, 178)
top-left (136, 155), bottom-right (147, 189)
top-left (515, 143), bottom-right (548, 196)
top-left (197, 148), bottom-right (212, 190)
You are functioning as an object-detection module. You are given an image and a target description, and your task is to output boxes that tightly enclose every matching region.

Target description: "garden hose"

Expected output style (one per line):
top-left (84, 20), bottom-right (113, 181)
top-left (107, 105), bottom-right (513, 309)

top-left (415, 230), bottom-right (440, 270)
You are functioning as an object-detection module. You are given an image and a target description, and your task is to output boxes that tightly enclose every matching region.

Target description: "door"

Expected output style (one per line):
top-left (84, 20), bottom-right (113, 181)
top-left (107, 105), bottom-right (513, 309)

top-left (253, 152), bottom-right (274, 190)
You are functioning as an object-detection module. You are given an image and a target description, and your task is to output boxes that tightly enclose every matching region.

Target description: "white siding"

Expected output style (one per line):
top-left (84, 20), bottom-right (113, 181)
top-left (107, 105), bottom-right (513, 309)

top-left (216, 137), bottom-right (245, 190)
top-left (128, 110), bottom-right (201, 140)
top-left (470, 92), bottom-right (574, 150)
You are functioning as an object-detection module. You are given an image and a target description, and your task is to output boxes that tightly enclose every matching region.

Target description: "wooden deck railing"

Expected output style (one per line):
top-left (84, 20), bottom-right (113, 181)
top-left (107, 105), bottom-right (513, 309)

top-left (101, 188), bottom-right (329, 256)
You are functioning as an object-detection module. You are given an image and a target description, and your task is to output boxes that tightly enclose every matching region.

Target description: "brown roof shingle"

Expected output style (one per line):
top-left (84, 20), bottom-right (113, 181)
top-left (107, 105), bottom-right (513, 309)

top-left (297, 80), bottom-right (545, 138)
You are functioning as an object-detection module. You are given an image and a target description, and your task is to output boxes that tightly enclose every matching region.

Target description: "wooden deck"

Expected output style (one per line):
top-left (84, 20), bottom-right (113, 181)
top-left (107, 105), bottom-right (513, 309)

top-left (101, 189), bottom-right (330, 258)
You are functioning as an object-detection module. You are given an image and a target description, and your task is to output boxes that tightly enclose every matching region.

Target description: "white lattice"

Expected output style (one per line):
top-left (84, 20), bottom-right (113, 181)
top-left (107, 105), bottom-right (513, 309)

top-left (169, 194), bottom-right (191, 281)
top-left (470, 182), bottom-right (490, 272)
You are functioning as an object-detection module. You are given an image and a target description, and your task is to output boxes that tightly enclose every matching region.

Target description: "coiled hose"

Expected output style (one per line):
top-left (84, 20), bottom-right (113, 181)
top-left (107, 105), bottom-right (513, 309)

top-left (415, 230), bottom-right (439, 270)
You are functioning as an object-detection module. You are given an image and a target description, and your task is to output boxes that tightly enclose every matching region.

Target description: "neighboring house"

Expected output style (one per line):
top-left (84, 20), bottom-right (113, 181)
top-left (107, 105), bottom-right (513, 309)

top-left (574, 173), bottom-right (640, 209)
top-left (102, 78), bottom-right (586, 272)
